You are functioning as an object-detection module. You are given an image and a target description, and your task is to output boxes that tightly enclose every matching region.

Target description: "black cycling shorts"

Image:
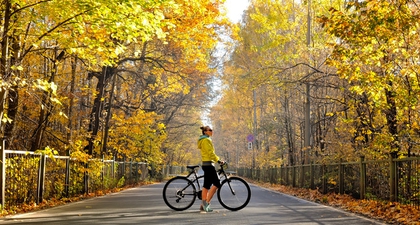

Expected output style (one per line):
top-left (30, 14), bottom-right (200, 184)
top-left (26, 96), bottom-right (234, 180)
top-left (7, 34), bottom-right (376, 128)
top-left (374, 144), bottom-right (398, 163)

top-left (202, 165), bottom-right (221, 189)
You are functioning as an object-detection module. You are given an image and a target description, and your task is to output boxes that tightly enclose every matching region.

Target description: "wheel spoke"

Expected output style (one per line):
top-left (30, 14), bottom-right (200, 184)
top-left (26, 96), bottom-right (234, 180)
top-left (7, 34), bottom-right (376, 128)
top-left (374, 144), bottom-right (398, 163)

top-left (163, 177), bottom-right (197, 211)
top-left (218, 177), bottom-right (251, 211)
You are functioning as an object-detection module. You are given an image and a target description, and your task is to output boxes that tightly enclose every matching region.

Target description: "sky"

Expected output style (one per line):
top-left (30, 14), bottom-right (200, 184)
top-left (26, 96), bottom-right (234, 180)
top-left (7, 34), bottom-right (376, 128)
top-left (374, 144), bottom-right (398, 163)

top-left (201, 0), bottom-right (250, 126)
top-left (224, 0), bottom-right (250, 23)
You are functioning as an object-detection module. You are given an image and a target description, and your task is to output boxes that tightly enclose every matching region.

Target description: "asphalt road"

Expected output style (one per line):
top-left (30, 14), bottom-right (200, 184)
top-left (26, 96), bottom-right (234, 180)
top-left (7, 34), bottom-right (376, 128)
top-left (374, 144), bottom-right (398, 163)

top-left (0, 182), bottom-right (387, 225)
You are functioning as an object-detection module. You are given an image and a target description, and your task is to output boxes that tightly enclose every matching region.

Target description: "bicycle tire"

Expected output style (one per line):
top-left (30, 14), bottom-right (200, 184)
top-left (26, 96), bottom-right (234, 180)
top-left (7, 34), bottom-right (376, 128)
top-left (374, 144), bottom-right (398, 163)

top-left (162, 176), bottom-right (197, 211)
top-left (217, 177), bottom-right (251, 211)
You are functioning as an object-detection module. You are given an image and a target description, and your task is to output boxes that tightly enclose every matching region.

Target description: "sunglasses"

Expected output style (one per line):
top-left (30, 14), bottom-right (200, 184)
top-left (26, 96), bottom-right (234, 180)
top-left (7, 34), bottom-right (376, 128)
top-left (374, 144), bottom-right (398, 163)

top-left (207, 129), bottom-right (213, 132)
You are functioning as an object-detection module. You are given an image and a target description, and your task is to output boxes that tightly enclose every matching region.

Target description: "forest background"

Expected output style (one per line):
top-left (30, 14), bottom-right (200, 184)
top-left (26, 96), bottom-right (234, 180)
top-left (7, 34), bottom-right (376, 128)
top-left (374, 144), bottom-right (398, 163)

top-left (1, 0), bottom-right (420, 177)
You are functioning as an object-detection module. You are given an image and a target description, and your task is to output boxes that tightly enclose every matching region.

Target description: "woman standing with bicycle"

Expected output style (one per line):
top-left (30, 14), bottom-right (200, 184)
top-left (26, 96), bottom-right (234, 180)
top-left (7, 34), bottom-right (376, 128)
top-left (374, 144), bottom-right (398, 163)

top-left (162, 127), bottom-right (251, 211)
top-left (198, 126), bottom-right (224, 212)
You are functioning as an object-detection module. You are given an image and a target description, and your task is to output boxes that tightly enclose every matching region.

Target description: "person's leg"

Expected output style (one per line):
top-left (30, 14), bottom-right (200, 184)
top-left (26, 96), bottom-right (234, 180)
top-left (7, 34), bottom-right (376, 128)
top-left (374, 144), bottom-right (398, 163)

top-left (203, 165), bottom-right (220, 211)
top-left (206, 185), bottom-right (218, 203)
top-left (202, 187), bottom-right (214, 212)
top-left (202, 188), bottom-right (209, 202)
top-left (201, 165), bottom-right (213, 211)
top-left (201, 187), bottom-right (209, 211)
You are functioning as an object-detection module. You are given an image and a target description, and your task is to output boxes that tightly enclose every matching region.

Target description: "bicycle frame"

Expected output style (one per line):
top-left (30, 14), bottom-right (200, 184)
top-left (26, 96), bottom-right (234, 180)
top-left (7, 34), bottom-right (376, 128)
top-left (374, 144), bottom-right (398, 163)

top-left (184, 164), bottom-right (231, 200)
top-left (163, 163), bottom-right (251, 211)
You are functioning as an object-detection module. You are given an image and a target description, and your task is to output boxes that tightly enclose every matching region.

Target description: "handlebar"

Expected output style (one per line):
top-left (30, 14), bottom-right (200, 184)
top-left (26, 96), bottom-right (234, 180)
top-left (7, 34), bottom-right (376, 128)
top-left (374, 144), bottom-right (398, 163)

top-left (218, 161), bottom-right (228, 170)
top-left (218, 160), bottom-right (227, 166)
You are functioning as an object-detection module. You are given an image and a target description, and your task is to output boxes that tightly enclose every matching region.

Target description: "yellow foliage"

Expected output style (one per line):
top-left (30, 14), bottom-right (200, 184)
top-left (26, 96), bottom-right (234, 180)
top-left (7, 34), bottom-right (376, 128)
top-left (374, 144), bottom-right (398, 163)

top-left (108, 110), bottom-right (166, 165)
top-left (69, 140), bottom-right (91, 163)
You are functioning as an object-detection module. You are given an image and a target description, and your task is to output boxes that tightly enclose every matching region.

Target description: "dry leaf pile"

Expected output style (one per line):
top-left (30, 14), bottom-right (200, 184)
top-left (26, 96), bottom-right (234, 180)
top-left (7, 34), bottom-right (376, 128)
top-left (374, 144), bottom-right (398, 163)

top-left (259, 182), bottom-right (420, 225)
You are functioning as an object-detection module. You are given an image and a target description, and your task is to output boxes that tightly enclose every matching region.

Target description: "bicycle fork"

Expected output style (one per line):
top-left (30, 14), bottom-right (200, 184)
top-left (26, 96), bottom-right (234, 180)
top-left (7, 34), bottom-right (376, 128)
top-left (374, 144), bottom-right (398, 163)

top-left (226, 179), bottom-right (236, 195)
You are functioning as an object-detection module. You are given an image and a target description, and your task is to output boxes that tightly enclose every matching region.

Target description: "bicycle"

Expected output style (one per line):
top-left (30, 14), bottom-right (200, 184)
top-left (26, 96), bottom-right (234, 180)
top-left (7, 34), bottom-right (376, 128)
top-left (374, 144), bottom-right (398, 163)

top-left (162, 162), bottom-right (251, 211)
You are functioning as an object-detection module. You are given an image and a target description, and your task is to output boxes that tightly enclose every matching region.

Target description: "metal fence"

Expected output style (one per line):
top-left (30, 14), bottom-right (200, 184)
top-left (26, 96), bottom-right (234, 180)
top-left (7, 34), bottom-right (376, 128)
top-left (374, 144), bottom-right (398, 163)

top-left (160, 165), bottom-right (188, 178)
top-left (0, 145), bottom-right (148, 210)
top-left (237, 156), bottom-right (420, 208)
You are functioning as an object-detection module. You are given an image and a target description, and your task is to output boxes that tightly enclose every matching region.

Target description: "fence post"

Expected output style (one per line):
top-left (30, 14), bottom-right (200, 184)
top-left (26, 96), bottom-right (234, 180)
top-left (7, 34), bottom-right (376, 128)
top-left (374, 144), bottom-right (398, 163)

top-left (129, 161), bottom-right (133, 184)
top-left (310, 163), bottom-right (314, 190)
top-left (256, 168), bottom-right (259, 181)
top-left (279, 166), bottom-right (283, 185)
top-left (0, 138), bottom-right (5, 210)
top-left (122, 161), bottom-right (126, 181)
top-left (101, 155), bottom-right (105, 189)
top-left (112, 156), bottom-right (115, 180)
top-left (389, 157), bottom-right (396, 202)
top-left (164, 164), bottom-right (168, 178)
top-left (84, 162), bottom-right (89, 194)
top-left (359, 156), bottom-right (366, 199)
top-left (300, 165), bottom-right (305, 188)
top-left (322, 164), bottom-right (327, 194)
top-left (274, 167), bottom-right (278, 184)
top-left (64, 156), bottom-right (70, 197)
top-left (37, 153), bottom-right (46, 204)
top-left (339, 159), bottom-right (344, 194)
top-left (292, 166), bottom-right (296, 187)
top-left (135, 162), bottom-right (139, 183)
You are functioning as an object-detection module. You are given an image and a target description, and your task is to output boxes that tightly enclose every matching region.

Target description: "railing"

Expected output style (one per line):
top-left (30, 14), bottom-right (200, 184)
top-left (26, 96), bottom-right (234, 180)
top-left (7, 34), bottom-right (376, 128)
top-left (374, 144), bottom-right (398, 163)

top-left (0, 142), bottom-right (148, 210)
top-left (237, 156), bottom-right (420, 208)
top-left (161, 165), bottom-right (188, 177)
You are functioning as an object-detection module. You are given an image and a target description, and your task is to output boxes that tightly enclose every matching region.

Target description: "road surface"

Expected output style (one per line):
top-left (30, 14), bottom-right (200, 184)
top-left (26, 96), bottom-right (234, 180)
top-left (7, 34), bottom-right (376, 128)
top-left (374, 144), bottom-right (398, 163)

top-left (0, 182), bottom-right (387, 224)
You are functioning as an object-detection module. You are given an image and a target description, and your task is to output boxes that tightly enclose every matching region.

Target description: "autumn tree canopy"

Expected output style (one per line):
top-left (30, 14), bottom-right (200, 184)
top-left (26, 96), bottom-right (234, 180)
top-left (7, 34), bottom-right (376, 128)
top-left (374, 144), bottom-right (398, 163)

top-left (210, 0), bottom-right (420, 169)
top-left (3, 0), bottom-right (419, 171)
top-left (0, 0), bottom-right (231, 169)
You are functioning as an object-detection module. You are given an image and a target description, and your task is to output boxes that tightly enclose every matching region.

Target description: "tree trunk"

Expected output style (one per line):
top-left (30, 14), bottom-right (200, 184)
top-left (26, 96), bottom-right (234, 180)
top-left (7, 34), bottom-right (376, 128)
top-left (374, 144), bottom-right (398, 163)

top-left (284, 95), bottom-right (295, 166)
top-left (102, 72), bottom-right (117, 155)
top-left (0, 0), bottom-right (11, 134)
top-left (385, 80), bottom-right (398, 158)
top-left (4, 35), bottom-right (22, 148)
top-left (30, 50), bottom-right (63, 151)
top-left (87, 66), bottom-right (114, 156)
top-left (31, 57), bottom-right (51, 151)
top-left (4, 86), bottom-right (18, 145)
top-left (66, 55), bottom-right (77, 155)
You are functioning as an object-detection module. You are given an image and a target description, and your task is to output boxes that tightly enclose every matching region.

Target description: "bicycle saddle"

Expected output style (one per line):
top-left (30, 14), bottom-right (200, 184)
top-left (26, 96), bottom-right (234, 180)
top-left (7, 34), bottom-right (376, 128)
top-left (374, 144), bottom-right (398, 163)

top-left (187, 165), bottom-right (200, 170)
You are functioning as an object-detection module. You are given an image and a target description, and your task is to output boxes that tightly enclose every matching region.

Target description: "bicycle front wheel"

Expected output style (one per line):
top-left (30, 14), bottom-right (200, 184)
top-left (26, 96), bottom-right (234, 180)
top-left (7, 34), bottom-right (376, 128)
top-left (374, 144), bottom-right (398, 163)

top-left (217, 177), bottom-right (251, 211)
top-left (163, 176), bottom-right (197, 211)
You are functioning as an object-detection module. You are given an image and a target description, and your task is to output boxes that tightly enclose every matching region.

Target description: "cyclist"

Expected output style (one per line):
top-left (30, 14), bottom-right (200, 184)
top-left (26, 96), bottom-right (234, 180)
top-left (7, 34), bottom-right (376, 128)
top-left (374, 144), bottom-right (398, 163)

top-left (198, 126), bottom-right (224, 212)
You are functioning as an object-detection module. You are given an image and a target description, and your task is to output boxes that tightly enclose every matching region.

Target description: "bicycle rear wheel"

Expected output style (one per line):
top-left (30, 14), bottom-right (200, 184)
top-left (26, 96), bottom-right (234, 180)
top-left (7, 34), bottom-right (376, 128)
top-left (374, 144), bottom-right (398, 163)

top-left (163, 176), bottom-right (197, 211)
top-left (217, 177), bottom-right (251, 211)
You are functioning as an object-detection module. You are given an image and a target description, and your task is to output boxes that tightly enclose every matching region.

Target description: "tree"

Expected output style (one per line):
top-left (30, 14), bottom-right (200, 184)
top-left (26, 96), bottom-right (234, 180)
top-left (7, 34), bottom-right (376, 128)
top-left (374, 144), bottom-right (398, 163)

top-left (213, 0), bottom-right (341, 167)
top-left (319, 0), bottom-right (420, 158)
top-left (0, 0), bottom-right (231, 173)
top-left (0, 0), bottom-right (176, 149)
